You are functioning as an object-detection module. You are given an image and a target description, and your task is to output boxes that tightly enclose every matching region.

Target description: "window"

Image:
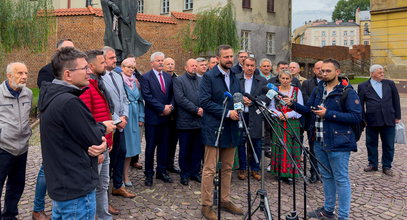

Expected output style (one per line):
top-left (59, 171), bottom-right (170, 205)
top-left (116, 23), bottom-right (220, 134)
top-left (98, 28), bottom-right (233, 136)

top-left (364, 23), bottom-right (369, 35)
top-left (344, 40), bottom-right (348, 46)
top-left (321, 40), bottom-right (326, 46)
top-left (350, 40), bottom-right (354, 45)
top-left (161, 0), bottom-right (169, 14)
top-left (332, 31), bottom-right (336, 36)
top-left (242, 0), bottom-right (251, 9)
top-left (184, 0), bottom-right (193, 10)
top-left (322, 31), bottom-right (326, 36)
top-left (344, 31), bottom-right (348, 36)
top-left (138, 0), bottom-right (144, 13)
top-left (241, 30), bottom-right (251, 51)
top-left (364, 41), bottom-right (369, 45)
top-left (266, 32), bottom-right (275, 54)
top-left (332, 40), bottom-right (336, 46)
top-left (267, 0), bottom-right (274, 12)
top-left (350, 30), bottom-right (354, 36)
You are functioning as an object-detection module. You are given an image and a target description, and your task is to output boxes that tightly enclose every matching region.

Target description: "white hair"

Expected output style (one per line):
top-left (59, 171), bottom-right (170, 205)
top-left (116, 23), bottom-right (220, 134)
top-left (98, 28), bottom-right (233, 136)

top-left (102, 46), bottom-right (115, 56)
top-left (6, 62), bottom-right (26, 75)
top-left (259, 58), bottom-right (272, 66)
top-left (150, 52), bottom-right (165, 62)
top-left (370, 64), bottom-right (384, 73)
top-left (289, 62), bottom-right (300, 68)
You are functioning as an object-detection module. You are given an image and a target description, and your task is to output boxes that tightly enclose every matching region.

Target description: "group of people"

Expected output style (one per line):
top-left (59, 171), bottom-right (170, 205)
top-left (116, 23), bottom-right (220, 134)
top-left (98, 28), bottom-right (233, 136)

top-left (0, 39), bottom-right (401, 220)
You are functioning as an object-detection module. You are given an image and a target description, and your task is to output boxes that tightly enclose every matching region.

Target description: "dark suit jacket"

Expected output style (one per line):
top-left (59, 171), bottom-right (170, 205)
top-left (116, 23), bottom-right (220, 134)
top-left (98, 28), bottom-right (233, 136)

top-left (237, 73), bottom-right (268, 139)
top-left (37, 63), bottom-right (54, 88)
top-left (141, 69), bottom-right (174, 125)
top-left (199, 65), bottom-right (240, 148)
top-left (231, 64), bottom-right (260, 76)
top-left (301, 76), bottom-right (319, 130)
top-left (358, 79), bottom-right (401, 127)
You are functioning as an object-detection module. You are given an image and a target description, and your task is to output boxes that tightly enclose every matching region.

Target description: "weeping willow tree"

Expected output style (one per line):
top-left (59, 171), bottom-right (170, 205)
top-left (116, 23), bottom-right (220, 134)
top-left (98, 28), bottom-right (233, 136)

top-left (182, 0), bottom-right (239, 55)
top-left (0, 0), bottom-right (55, 60)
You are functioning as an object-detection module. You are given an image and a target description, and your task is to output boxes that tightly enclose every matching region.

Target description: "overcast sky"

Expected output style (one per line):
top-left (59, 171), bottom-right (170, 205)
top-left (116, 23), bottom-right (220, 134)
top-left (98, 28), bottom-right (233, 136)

top-left (292, 0), bottom-right (340, 30)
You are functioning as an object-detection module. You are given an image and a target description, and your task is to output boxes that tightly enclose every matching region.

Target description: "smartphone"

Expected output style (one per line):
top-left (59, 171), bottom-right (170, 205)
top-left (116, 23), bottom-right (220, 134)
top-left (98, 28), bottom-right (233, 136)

top-left (310, 106), bottom-right (320, 110)
top-left (113, 119), bottom-right (122, 125)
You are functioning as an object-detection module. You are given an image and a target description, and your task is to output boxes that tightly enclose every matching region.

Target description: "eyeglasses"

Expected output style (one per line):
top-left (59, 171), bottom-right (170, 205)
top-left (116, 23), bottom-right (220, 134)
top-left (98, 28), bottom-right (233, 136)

top-left (123, 65), bottom-right (136, 69)
top-left (69, 66), bottom-right (90, 72)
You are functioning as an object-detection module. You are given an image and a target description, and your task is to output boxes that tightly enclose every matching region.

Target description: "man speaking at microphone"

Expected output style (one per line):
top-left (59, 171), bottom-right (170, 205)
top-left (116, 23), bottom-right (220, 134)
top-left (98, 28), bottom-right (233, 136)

top-left (199, 45), bottom-right (243, 220)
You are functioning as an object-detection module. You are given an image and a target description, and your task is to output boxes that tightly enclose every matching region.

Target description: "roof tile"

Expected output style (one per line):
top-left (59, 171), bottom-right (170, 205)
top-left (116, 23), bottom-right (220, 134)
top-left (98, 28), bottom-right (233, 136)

top-left (171, 11), bottom-right (196, 20)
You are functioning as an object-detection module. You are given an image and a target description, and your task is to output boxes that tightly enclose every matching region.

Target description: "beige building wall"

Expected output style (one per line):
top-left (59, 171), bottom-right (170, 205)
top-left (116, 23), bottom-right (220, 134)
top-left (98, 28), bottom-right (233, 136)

top-left (304, 26), bottom-right (359, 48)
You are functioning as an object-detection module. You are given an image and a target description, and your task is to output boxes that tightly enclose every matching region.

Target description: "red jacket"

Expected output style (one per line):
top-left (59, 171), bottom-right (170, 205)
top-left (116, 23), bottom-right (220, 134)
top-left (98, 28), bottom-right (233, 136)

top-left (80, 79), bottom-right (113, 147)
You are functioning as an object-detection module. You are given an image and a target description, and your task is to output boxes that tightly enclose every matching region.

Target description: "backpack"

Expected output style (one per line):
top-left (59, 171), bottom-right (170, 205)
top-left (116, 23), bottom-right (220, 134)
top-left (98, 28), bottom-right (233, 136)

top-left (339, 87), bottom-right (365, 142)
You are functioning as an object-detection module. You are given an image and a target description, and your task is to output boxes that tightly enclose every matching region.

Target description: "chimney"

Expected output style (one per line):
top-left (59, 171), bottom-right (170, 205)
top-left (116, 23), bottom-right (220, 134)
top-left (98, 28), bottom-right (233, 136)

top-left (335, 20), bottom-right (343, 25)
top-left (348, 20), bottom-right (354, 23)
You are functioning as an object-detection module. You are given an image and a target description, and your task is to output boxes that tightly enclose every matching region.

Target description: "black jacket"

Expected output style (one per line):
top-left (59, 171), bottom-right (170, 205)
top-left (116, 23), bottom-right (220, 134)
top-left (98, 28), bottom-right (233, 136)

top-left (358, 79), bottom-right (401, 127)
top-left (37, 63), bottom-right (54, 89)
top-left (236, 73), bottom-right (268, 139)
top-left (301, 76), bottom-right (319, 130)
top-left (173, 72), bottom-right (202, 129)
top-left (38, 81), bottom-right (105, 201)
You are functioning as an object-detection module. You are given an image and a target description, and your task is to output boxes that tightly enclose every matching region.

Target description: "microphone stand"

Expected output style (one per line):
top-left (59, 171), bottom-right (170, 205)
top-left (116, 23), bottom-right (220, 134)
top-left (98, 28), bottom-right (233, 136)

top-left (213, 97), bottom-right (229, 220)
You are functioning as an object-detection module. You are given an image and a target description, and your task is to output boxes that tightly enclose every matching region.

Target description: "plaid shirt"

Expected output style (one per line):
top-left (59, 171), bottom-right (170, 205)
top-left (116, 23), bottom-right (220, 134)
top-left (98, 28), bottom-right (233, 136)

top-left (315, 84), bottom-right (329, 142)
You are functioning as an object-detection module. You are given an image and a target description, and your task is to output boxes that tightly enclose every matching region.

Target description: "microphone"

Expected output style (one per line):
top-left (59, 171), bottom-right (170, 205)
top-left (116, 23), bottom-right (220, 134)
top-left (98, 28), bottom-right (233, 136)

top-left (263, 85), bottom-right (287, 106)
top-left (233, 92), bottom-right (244, 129)
top-left (223, 91), bottom-right (233, 105)
top-left (267, 83), bottom-right (288, 98)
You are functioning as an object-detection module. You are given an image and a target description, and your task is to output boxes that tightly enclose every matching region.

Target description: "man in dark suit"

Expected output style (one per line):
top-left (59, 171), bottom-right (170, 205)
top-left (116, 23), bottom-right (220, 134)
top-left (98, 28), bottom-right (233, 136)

top-left (358, 64), bottom-right (401, 176)
top-left (236, 57), bottom-right (268, 181)
top-left (200, 45), bottom-right (243, 220)
top-left (141, 52), bottom-right (175, 186)
top-left (301, 60), bottom-right (323, 183)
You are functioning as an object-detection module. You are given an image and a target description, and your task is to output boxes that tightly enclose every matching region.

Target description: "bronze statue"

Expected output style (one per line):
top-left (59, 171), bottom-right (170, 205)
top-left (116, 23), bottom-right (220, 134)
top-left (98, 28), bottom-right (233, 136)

top-left (101, 0), bottom-right (151, 62)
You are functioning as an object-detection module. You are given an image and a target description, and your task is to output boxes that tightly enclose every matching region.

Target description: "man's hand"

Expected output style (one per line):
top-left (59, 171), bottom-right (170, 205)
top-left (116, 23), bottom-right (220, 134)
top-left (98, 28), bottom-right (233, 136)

top-left (396, 119), bottom-right (401, 124)
top-left (98, 154), bottom-right (105, 164)
top-left (88, 137), bottom-right (107, 157)
top-left (197, 107), bottom-right (204, 117)
top-left (229, 110), bottom-right (239, 121)
top-left (162, 105), bottom-right (173, 116)
top-left (102, 120), bottom-right (116, 134)
top-left (117, 116), bottom-right (127, 129)
top-left (243, 96), bottom-right (252, 106)
top-left (312, 105), bottom-right (327, 118)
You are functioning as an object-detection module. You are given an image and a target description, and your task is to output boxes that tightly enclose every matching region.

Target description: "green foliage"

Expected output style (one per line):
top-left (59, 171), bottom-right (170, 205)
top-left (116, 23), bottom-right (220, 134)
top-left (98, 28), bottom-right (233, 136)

top-left (332, 0), bottom-right (370, 21)
top-left (182, 1), bottom-right (239, 55)
top-left (0, 0), bottom-right (55, 53)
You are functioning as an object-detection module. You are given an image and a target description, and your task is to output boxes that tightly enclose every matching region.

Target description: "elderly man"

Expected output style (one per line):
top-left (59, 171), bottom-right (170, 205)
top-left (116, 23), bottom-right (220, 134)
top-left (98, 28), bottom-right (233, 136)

top-left (259, 58), bottom-right (274, 80)
top-left (0, 62), bottom-right (32, 219)
top-left (301, 60), bottom-right (323, 183)
top-left (289, 62), bottom-right (306, 84)
top-left (173, 59), bottom-right (204, 186)
top-left (358, 64), bottom-right (401, 176)
top-left (196, 57), bottom-right (208, 77)
top-left (207, 56), bottom-right (218, 70)
top-left (141, 52), bottom-right (175, 186)
top-left (163, 57), bottom-right (181, 174)
top-left (38, 47), bottom-right (114, 218)
top-left (231, 50), bottom-right (249, 74)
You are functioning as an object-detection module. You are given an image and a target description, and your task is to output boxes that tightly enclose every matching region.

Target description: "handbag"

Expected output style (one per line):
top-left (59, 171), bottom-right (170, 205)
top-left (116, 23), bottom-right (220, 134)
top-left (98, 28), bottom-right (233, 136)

top-left (395, 122), bottom-right (406, 144)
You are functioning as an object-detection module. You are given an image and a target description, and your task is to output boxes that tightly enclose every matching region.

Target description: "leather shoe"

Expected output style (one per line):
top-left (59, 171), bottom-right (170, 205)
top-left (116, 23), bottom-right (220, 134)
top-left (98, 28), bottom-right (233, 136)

top-left (251, 171), bottom-right (261, 181)
top-left (131, 162), bottom-right (143, 169)
top-left (201, 205), bottom-right (217, 220)
top-left (180, 177), bottom-right (189, 185)
top-left (145, 175), bottom-right (153, 186)
top-left (32, 211), bottom-right (51, 220)
top-left (108, 205), bottom-right (120, 215)
top-left (112, 186), bottom-right (136, 198)
top-left (238, 170), bottom-right (246, 180)
top-left (308, 173), bottom-right (318, 184)
top-left (363, 166), bottom-right (378, 172)
top-left (167, 166), bottom-right (181, 174)
top-left (383, 168), bottom-right (394, 176)
top-left (190, 175), bottom-right (202, 183)
top-left (156, 172), bottom-right (173, 183)
top-left (220, 201), bottom-right (244, 215)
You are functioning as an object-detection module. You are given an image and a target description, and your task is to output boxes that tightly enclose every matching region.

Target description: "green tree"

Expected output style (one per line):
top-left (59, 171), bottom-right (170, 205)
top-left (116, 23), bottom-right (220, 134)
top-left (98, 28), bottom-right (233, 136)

top-left (182, 0), bottom-right (239, 55)
top-left (332, 0), bottom-right (370, 21)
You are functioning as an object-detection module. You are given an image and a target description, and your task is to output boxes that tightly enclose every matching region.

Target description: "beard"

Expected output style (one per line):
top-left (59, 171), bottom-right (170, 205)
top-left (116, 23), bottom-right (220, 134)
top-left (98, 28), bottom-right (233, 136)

top-left (10, 80), bottom-right (26, 90)
top-left (220, 61), bottom-right (232, 70)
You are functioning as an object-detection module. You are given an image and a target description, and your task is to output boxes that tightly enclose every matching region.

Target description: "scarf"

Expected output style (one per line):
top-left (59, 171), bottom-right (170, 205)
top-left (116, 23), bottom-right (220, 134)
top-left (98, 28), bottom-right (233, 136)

top-left (122, 73), bottom-right (136, 90)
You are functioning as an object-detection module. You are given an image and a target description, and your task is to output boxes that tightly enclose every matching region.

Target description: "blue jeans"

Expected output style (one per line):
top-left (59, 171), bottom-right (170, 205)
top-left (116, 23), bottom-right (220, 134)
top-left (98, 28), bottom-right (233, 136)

top-left (52, 190), bottom-right (96, 220)
top-left (238, 136), bottom-right (262, 172)
top-left (33, 165), bottom-right (47, 212)
top-left (314, 142), bottom-right (351, 220)
top-left (366, 126), bottom-right (396, 169)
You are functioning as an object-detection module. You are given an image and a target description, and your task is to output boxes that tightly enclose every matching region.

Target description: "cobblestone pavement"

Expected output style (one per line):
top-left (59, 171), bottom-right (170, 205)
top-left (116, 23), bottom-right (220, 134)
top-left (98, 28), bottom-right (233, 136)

top-left (11, 94), bottom-right (407, 219)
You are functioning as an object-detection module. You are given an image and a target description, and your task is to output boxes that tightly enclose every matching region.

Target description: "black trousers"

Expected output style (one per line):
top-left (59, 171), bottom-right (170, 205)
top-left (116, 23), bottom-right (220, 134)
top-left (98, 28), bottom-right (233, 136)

top-left (0, 149), bottom-right (27, 219)
top-left (166, 119), bottom-right (179, 168)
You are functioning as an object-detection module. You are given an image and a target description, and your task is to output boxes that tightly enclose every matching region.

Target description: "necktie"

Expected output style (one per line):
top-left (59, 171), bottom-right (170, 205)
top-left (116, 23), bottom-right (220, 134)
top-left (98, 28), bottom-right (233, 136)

top-left (109, 72), bottom-right (120, 94)
top-left (158, 72), bottom-right (166, 94)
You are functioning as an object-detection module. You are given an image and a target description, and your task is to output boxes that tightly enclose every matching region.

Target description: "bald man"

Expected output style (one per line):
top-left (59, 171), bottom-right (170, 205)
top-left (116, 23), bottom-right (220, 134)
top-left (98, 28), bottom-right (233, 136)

top-left (289, 62), bottom-right (306, 84)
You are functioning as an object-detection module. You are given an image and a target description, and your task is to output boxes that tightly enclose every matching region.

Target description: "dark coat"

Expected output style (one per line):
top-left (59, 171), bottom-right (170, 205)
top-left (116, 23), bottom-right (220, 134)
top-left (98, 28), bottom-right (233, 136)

top-left (199, 65), bottom-right (240, 148)
top-left (38, 81), bottom-right (105, 201)
top-left (236, 73), bottom-right (268, 139)
top-left (140, 69), bottom-right (174, 125)
top-left (301, 76), bottom-right (319, 130)
top-left (291, 80), bottom-right (362, 152)
top-left (37, 63), bottom-right (54, 89)
top-left (173, 72), bottom-right (202, 130)
top-left (231, 64), bottom-right (260, 76)
top-left (357, 79), bottom-right (401, 127)
top-left (269, 76), bottom-right (302, 89)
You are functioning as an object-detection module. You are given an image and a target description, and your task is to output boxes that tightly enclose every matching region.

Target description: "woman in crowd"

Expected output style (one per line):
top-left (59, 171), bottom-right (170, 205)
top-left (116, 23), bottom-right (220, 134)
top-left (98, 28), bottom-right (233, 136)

top-left (121, 58), bottom-right (145, 186)
top-left (269, 70), bottom-right (303, 184)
